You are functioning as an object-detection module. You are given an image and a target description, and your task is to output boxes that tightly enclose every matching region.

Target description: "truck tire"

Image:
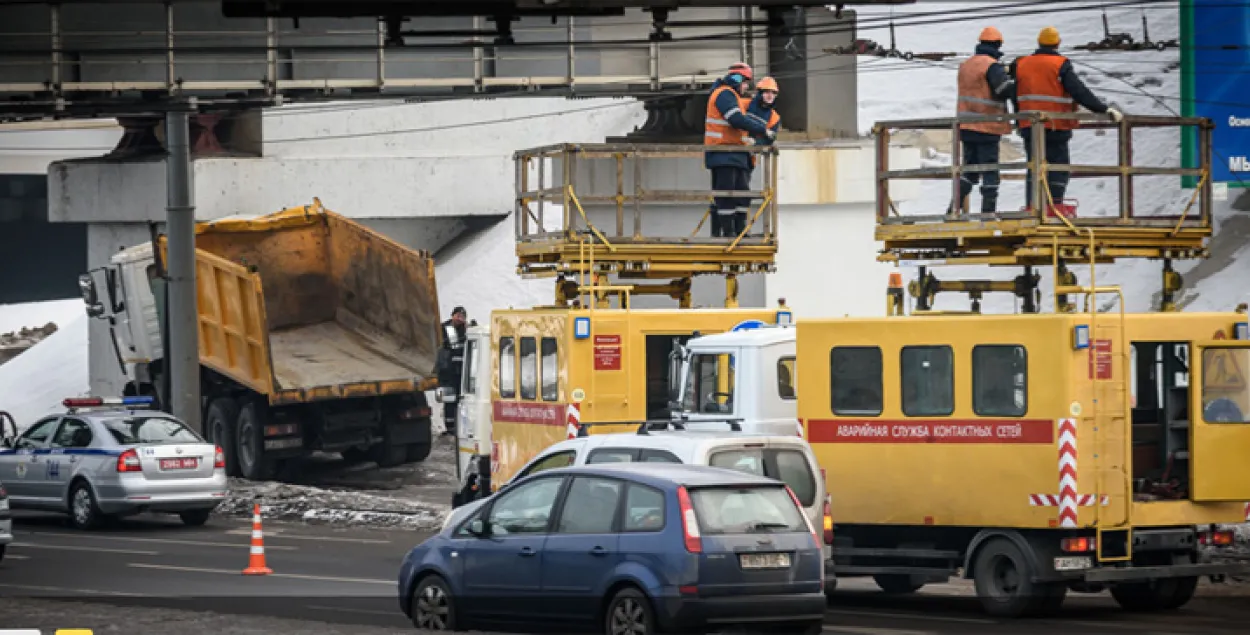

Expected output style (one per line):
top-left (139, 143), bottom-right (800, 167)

top-left (205, 397), bottom-right (241, 477)
top-left (406, 442), bottom-right (432, 463)
top-left (368, 442), bottom-right (407, 468)
top-left (235, 399), bottom-right (278, 481)
top-left (1110, 577), bottom-right (1197, 612)
top-left (971, 537), bottom-right (1045, 618)
top-left (873, 574), bottom-right (925, 594)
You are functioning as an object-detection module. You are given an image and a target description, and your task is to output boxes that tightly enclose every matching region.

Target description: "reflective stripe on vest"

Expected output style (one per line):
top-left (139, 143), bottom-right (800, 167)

top-left (704, 86), bottom-right (750, 146)
top-left (1015, 53), bottom-right (1079, 131)
top-left (956, 54), bottom-right (1010, 136)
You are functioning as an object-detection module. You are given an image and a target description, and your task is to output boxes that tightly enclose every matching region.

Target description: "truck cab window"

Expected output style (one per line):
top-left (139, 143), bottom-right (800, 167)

top-left (499, 337), bottom-right (516, 398)
top-left (463, 339), bottom-right (477, 394)
top-left (520, 337), bottom-right (537, 400)
top-left (901, 345), bottom-right (954, 417)
top-left (1201, 347), bottom-right (1249, 424)
top-left (777, 356), bottom-right (796, 400)
top-left (830, 346), bottom-right (882, 416)
top-left (972, 345), bottom-right (1027, 417)
top-left (682, 353), bottom-right (735, 414)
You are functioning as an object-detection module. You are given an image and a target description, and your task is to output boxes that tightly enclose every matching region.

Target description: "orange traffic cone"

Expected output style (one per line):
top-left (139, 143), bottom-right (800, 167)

top-left (242, 503), bottom-right (273, 575)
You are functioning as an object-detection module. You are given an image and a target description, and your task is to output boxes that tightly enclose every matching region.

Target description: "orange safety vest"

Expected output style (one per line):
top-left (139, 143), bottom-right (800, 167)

top-left (747, 108), bottom-right (780, 166)
top-left (704, 85), bottom-right (750, 147)
top-left (1015, 53), bottom-right (1079, 131)
top-left (956, 54), bottom-right (1011, 136)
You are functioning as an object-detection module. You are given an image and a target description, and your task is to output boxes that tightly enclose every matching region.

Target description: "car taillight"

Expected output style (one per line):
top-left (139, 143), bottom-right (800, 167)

top-left (214, 446), bottom-right (225, 469)
top-left (116, 448), bottom-right (142, 472)
top-left (822, 494), bottom-right (834, 545)
top-left (676, 486), bottom-right (702, 553)
top-left (785, 486), bottom-right (821, 549)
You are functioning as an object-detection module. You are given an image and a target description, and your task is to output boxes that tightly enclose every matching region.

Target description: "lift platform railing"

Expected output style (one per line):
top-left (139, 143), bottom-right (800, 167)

top-left (872, 112), bottom-right (1214, 229)
top-left (513, 143), bottom-right (780, 250)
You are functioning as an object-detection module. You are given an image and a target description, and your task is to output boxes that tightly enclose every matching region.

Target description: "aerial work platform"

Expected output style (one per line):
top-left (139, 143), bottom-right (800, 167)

top-left (513, 143), bottom-right (780, 308)
top-left (872, 113), bottom-right (1215, 312)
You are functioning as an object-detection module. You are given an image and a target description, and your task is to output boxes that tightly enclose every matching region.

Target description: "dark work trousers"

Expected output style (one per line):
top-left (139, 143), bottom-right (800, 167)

top-left (443, 401), bottom-right (457, 435)
top-left (1020, 128), bottom-right (1073, 208)
top-left (710, 166), bottom-right (751, 237)
top-left (953, 131), bottom-right (1002, 213)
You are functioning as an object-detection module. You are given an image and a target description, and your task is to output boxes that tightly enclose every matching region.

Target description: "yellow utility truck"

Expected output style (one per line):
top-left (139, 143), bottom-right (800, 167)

top-left (79, 200), bottom-right (442, 480)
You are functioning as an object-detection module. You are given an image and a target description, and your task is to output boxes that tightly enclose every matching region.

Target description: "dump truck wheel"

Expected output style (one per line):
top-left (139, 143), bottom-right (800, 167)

top-left (972, 537), bottom-right (1044, 618)
top-left (369, 442), bottom-right (407, 468)
top-left (406, 442), bottom-right (432, 463)
top-left (873, 574), bottom-right (925, 594)
top-left (205, 397), bottom-right (241, 477)
top-left (1111, 577), bottom-right (1196, 612)
top-left (236, 399), bottom-right (278, 481)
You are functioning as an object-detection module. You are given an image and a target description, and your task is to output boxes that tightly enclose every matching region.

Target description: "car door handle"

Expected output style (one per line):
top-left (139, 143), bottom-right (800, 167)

top-left (589, 546), bottom-right (608, 557)
top-left (518, 546), bottom-right (536, 557)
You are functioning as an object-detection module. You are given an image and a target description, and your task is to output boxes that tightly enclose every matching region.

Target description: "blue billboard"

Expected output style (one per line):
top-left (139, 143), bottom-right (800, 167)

top-left (1182, 0), bottom-right (1250, 187)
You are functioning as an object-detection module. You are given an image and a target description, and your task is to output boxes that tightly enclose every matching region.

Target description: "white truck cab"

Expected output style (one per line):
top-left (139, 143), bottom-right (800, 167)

top-left (673, 325), bottom-right (800, 437)
top-left (448, 324), bottom-right (492, 503)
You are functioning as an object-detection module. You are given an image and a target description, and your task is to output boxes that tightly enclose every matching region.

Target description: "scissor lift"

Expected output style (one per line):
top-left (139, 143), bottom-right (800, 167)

top-left (873, 112), bottom-right (1215, 313)
top-left (513, 143), bottom-right (780, 308)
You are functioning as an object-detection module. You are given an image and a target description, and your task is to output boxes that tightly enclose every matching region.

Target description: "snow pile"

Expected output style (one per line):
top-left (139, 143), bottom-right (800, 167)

top-left (856, 2), bottom-right (1250, 314)
top-left (0, 299), bottom-right (90, 428)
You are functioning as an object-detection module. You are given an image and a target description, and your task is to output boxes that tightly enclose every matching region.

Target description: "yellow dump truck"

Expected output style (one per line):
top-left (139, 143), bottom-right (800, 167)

top-left (80, 200), bottom-right (441, 479)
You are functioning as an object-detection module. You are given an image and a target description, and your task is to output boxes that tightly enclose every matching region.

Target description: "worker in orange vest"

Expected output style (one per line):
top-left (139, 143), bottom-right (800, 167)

top-left (949, 27), bottom-right (1015, 215)
top-left (705, 62), bottom-right (774, 238)
top-left (1011, 26), bottom-right (1122, 210)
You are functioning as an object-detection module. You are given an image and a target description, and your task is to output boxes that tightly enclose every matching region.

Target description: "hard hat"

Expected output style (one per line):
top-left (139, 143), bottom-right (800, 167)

top-left (757, 76), bottom-right (779, 92)
top-left (979, 26), bottom-right (1003, 43)
top-left (728, 61), bottom-right (754, 81)
top-left (1038, 26), bottom-right (1061, 47)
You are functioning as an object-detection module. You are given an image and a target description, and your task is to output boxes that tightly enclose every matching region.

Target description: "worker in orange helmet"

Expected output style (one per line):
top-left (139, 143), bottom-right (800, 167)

top-left (1010, 26), bottom-right (1122, 210)
top-left (736, 76), bottom-right (782, 236)
top-left (949, 26), bottom-right (1015, 215)
top-left (704, 62), bottom-right (773, 238)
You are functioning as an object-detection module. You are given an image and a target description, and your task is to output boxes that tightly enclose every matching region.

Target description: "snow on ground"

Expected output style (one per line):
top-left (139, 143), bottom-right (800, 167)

top-left (0, 299), bottom-right (90, 429)
top-left (855, 1), bottom-right (1250, 314)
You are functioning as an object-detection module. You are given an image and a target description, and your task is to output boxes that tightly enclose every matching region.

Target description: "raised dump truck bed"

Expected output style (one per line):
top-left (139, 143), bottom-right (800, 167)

top-left (185, 201), bottom-right (441, 405)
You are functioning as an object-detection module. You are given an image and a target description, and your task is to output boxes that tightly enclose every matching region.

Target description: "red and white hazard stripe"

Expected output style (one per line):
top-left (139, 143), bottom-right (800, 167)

top-left (566, 402), bottom-right (581, 439)
top-left (796, 419), bottom-right (804, 438)
top-left (1029, 494), bottom-right (1108, 507)
top-left (1057, 418), bottom-right (1079, 528)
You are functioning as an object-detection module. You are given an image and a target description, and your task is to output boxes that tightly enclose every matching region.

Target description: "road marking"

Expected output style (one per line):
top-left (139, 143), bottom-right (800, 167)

top-left (127, 562), bottom-right (394, 585)
top-left (2, 554), bottom-right (30, 560)
top-left (826, 609), bottom-right (992, 625)
top-left (823, 628), bottom-right (935, 635)
top-left (305, 604), bottom-right (398, 617)
top-left (16, 530), bottom-right (298, 551)
top-left (0, 582), bottom-right (143, 597)
top-left (224, 528), bottom-right (391, 544)
top-left (10, 542), bottom-right (159, 556)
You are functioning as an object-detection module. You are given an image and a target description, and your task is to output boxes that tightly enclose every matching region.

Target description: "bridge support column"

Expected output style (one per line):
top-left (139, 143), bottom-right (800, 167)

top-left (165, 109), bottom-right (202, 434)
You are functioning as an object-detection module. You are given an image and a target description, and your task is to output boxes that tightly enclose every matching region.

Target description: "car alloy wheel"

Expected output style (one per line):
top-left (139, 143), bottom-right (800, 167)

top-left (414, 580), bottom-right (452, 630)
top-left (72, 487), bottom-right (92, 525)
top-left (608, 596), bottom-right (649, 635)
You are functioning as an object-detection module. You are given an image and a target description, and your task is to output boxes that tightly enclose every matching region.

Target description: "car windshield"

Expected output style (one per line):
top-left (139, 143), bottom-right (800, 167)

top-left (101, 416), bottom-right (204, 445)
top-left (689, 485), bottom-right (806, 535)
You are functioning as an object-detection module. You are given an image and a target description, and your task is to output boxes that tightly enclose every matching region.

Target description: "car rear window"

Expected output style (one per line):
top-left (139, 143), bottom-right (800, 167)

top-left (708, 448), bottom-right (817, 507)
top-left (102, 416), bottom-right (204, 445)
top-left (689, 485), bottom-right (807, 535)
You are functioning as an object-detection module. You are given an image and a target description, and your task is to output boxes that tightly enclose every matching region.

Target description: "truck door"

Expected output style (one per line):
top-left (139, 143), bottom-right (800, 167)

top-left (456, 332), bottom-right (487, 479)
top-left (1190, 340), bottom-right (1250, 501)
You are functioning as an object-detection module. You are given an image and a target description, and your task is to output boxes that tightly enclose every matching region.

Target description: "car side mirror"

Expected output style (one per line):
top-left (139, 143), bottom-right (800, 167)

top-left (468, 518), bottom-right (487, 537)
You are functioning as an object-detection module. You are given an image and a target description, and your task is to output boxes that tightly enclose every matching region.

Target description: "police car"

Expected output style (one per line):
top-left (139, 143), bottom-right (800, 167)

top-left (0, 480), bottom-right (12, 562)
top-left (0, 396), bottom-right (228, 529)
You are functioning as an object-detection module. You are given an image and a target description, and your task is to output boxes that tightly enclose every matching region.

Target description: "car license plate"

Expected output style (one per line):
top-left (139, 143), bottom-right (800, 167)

top-left (159, 457), bottom-right (198, 470)
top-left (740, 552), bottom-right (791, 569)
top-left (1054, 556), bottom-right (1091, 571)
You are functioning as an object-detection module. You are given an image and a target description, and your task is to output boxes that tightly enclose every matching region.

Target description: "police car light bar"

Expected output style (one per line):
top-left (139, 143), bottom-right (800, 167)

top-left (63, 396), bottom-right (156, 408)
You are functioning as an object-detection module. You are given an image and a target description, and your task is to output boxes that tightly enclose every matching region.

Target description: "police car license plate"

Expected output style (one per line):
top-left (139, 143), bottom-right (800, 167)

top-left (160, 457), bottom-right (198, 470)
top-left (740, 553), bottom-right (791, 569)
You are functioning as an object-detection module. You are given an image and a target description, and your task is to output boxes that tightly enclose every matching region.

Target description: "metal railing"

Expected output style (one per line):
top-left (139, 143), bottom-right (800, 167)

top-left (513, 143), bottom-right (780, 249)
top-left (873, 112), bottom-right (1214, 230)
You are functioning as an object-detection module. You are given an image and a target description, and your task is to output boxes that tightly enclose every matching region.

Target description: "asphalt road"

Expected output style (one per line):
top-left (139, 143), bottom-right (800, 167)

top-left (2, 510), bottom-right (1248, 634)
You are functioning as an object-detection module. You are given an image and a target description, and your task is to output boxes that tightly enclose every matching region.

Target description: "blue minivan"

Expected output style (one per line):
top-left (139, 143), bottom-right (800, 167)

top-left (398, 462), bottom-right (826, 634)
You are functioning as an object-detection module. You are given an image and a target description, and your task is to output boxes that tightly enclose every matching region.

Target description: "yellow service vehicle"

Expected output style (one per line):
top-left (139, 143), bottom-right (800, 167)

top-left (676, 113), bottom-right (1250, 618)
top-left (450, 143), bottom-right (793, 504)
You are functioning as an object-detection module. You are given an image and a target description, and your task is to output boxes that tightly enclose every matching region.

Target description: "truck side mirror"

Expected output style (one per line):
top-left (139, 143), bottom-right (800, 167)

top-left (79, 274), bottom-right (105, 317)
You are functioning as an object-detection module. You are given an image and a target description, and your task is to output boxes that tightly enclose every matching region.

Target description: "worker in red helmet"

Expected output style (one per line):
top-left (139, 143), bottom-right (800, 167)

top-left (949, 26), bottom-right (1016, 215)
top-left (704, 62), bottom-right (773, 238)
